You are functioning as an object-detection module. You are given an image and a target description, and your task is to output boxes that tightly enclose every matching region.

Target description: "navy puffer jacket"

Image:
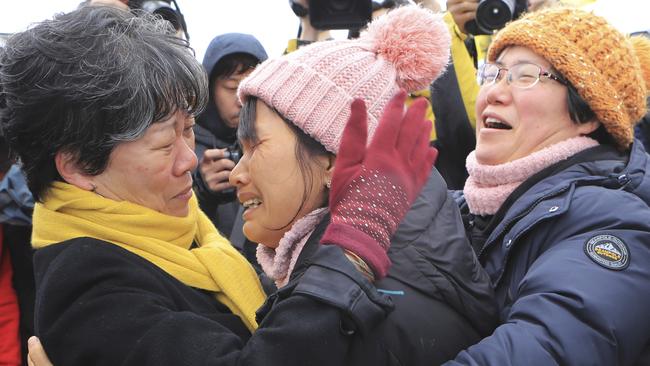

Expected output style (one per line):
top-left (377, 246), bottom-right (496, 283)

top-left (447, 141), bottom-right (650, 365)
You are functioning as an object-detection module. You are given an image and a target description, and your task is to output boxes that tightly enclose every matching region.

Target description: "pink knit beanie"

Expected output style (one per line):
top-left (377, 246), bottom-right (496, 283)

top-left (237, 6), bottom-right (450, 153)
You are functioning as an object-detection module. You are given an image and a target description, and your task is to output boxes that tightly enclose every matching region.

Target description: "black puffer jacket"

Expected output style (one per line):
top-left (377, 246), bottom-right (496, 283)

top-left (33, 237), bottom-right (393, 366)
top-left (263, 168), bottom-right (498, 365)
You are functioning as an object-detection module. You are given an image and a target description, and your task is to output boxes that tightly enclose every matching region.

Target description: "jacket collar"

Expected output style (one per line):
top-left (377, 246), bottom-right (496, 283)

top-left (476, 141), bottom-right (650, 286)
top-left (483, 143), bottom-right (633, 249)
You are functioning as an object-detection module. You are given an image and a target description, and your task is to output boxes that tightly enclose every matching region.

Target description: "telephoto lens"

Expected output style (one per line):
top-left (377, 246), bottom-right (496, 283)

top-left (464, 0), bottom-right (527, 35)
top-left (476, 0), bottom-right (515, 32)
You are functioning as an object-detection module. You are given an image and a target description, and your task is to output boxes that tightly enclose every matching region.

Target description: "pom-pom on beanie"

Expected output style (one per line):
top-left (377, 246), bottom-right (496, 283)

top-left (238, 6), bottom-right (450, 153)
top-left (488, 7), bottom-right (650, 150)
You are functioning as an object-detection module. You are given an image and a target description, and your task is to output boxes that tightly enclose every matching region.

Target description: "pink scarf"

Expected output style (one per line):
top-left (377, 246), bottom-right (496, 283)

top-left (256, 208), bottom-right (328, 288)
top-left (463, 136), bottom-right (599, 216)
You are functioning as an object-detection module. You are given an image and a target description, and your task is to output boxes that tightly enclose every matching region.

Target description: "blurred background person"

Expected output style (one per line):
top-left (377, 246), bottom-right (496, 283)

top-left (0, 95), bottom-right (20, 365)
top-left (192, 33), bottom-right (267, 260)
top-left (285, 0), bottom-right (333, 53)
top-left (0, 48), bottom-right (35, 366)
top-left (0, 162), bottom-right (34, 366)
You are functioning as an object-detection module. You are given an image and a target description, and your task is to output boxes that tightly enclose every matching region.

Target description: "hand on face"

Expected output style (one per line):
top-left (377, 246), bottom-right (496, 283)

top-left (321, 91), bottom-right (438, 278)
top-left (199, 148), bottom-right (236, 193)
top-left (446, 0), bottom-right (479, 34)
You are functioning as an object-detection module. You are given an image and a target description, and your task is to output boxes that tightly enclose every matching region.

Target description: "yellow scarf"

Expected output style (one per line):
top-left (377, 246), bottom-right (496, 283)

top-left (32, 182), bottom-right (264, 331)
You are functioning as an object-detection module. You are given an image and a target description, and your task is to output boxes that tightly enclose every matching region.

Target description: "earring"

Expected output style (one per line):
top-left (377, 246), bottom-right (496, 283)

top-left (90, 183), bottom-right (106, 198)
top-left (326, 179), bottom-right (332, 189)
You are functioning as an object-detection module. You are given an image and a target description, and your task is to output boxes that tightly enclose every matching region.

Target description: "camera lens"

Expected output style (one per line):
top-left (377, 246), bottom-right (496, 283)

top-left (228, 150), bottom-right (241, 165)
top-left (224, 143), bottom-right (242, 165)
top-left (476, 0), bottom-right (516, 33)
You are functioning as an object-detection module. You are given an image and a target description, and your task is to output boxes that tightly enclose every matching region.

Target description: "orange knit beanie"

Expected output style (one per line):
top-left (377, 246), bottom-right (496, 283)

top-left (488, 7), bottom-right (650, 150)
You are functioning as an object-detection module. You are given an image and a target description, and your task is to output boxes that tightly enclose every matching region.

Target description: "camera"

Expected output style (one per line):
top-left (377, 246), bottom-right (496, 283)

top-left (224, 142), bottom-right (242, 165)
top-left (128, 0), bottom-right (189, 40)
top-left (308, 0), bottom-right (372, 30)
top-left (464, 0), bottom-right (527, 35)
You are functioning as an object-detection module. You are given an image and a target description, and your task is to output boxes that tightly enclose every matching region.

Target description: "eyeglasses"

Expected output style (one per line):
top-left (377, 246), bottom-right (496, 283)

top-left (478, 62), bottom-right (566, 89)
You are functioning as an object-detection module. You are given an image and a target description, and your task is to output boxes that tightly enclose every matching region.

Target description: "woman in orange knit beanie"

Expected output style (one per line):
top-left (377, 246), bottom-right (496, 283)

top-left (447, 6), bottom-right (650, 365)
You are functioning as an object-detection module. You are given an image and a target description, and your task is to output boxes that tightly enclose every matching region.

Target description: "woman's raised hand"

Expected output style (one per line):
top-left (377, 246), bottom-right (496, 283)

top-left (320, 90), bottom-right (438, 278)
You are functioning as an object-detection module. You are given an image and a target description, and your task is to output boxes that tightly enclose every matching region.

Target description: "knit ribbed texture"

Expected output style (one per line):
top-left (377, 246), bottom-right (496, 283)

top-left (238, 6), bottom-right (450, 153)
top-left (488, 7), bottom-right (647, 150)
top-left (463, 136), bottom-right (599, 215)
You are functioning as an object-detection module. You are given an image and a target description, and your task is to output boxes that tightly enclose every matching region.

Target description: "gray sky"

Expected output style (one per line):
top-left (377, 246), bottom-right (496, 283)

top-left (1, 0), bottom-right (648, 62)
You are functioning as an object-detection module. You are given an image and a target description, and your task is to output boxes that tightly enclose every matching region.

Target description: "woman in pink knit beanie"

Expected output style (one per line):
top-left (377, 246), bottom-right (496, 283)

top-left (237, 5), bottom-right (650, 366)
top-left (228, 4), bottom-right (496, 365)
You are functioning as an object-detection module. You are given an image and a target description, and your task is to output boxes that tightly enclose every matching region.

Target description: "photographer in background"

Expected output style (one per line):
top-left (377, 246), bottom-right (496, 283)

top-left (285, 0), bottom-right (333, 53)
top-left (429, 0), bottom-right (529, 189)
top-left (290, 0), bottom-right (477, 190)
top-left (193, 33), bottom-right (267, 239)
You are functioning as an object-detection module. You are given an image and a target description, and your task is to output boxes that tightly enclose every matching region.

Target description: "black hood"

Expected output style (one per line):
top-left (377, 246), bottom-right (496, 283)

top-left (196, 33), bottom-right (268, 142)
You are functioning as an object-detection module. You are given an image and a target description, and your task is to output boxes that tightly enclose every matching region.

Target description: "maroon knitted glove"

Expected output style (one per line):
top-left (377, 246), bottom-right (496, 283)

top-left (320, 90), bottom-right (438, 279)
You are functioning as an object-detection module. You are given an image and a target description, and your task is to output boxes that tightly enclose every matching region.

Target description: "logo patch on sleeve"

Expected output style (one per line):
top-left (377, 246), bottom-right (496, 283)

top-left (584, 234), bottom-right (630, 270)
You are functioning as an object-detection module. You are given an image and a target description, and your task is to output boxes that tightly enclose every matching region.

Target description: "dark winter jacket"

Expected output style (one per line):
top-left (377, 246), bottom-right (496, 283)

top-left (33, 236), bottom-right (393, 366)
top-left (427, 12), bottom-right (481, 190)
top-left (270, 169), bottom-right (497, 365)
top-left (193, 33), bottom-right (267, 237)
top-left (447, 141), bottom-right (650, 365)
top-left (430, 57), bottom-right (475, 190)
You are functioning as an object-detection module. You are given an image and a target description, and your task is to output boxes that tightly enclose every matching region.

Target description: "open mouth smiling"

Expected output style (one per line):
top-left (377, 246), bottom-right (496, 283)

top-left (484, 117), bottom-right (512, 130)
